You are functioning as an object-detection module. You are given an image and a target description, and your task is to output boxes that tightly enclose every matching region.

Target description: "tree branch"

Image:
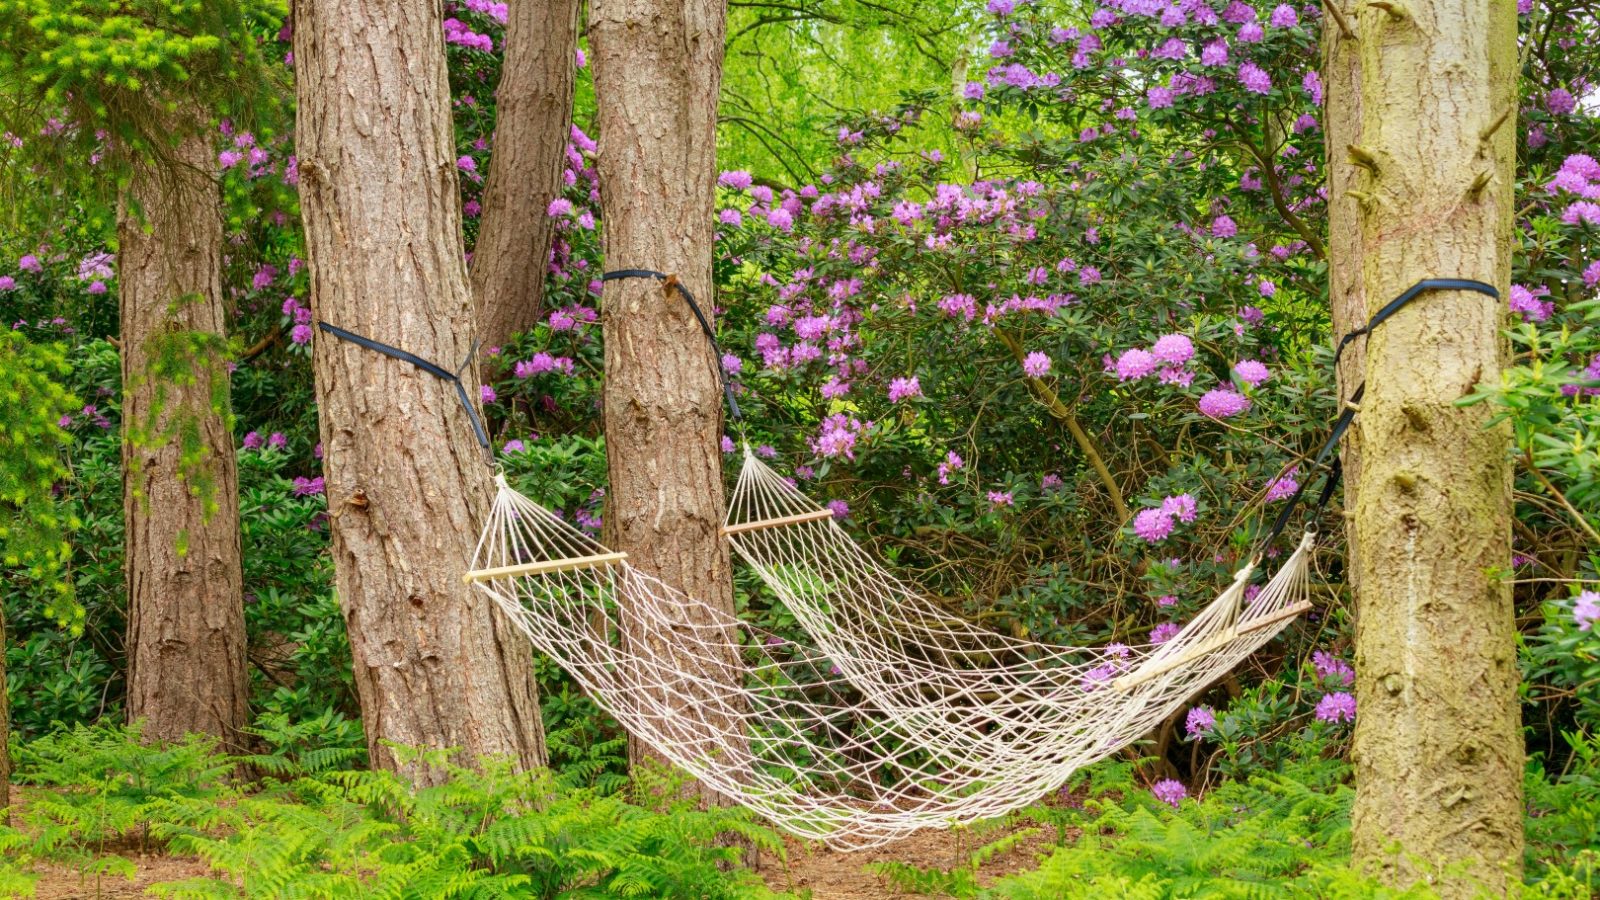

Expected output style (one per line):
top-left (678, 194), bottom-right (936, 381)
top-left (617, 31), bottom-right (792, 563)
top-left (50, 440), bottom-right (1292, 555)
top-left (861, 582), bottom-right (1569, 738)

top-left (993, 328), bottom-right (1130, 522)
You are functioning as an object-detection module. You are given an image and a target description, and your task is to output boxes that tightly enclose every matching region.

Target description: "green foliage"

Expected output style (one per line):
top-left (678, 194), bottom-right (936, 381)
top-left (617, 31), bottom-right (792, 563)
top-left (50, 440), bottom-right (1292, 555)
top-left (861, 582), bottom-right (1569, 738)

top-left (151, 749), bottom-right (789, 900)
top-left (124, 322), bottom-right (235, 528)
top-left (2, 725), bottom-right (796, 900)
top-left (7, 722), bottom-right (230, 882)
top-left (236, 709), bottom-right (364, 780)
top-left (0, 0), bottom-right (286, 189)
top-left (860, 756), bottom-right (1600, 899)
top-left (0, 330), bottom-right (79, 625)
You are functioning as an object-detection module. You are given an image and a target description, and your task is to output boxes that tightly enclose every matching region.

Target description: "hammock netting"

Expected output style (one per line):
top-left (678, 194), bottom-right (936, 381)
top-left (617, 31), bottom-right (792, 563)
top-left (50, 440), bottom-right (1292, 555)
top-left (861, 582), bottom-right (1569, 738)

top-left (467, 449), bottom-right (1314, 849)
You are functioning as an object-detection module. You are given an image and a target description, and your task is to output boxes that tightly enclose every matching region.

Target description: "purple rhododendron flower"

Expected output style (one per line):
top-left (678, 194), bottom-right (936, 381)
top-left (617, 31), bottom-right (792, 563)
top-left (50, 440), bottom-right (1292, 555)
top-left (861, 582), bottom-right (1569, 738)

top-left (1115, 348), bottom-right (1159, 380)
top-left (827, 499), bottom-right (850, 519)
top-left (1152, 779), bottom-right (1187, 807)
top-left (1198, 388), bottom-right (1251, 418)
top-left (1313, 650), bottom-right (1355, 686)
top-left (242, 431), bottom-right (264, 450)
top-left (1151, 622), bottom-right (1182, 644)
top-left (1238, 62), bottom-right (1272, 95)
top-left (1265, 468), bottom-right (1300, 502)
top-left (1234, 359), bottom-right (1271, 386)
top-left (1151, 334), bottom-right (1194, 365)
top-left (1185, 706), bottom-right (1216, 738)
top-left (888, 375), bottom-right (922, 402)
top-left (1134, 508), bottom-right (1175, 543)
top-left (292, 476), bottom-right (325, 497)
top-left (1162, 493), bottom-right (1197, 523)
top-left (1316, 692), bottom-right (1357, 723)
top-left (1576, 591), bottom-right (1600, 631)
top-left (1509, 284), bottom-right (1554, 322)
top-left (718, 170), bottom-right (754, 190)
top-left (1023, 351), bottom-right (1051, 377)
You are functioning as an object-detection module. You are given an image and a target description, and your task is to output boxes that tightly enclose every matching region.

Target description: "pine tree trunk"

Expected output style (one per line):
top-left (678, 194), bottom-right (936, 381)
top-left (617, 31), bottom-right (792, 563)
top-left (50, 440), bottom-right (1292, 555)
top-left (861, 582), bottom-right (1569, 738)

top-left (1347, 0), bottom-right (1523, 892)
top-left (120, 135), bottom-right (249, 750)
top-left (294, 0), bottom-right (546, 781)
top-left (1322, 3), bottom-right (1365, 578)
top-left (590, 0), bottom-right (737, 795)
top-left (471, 0), bottom-right (582, 351)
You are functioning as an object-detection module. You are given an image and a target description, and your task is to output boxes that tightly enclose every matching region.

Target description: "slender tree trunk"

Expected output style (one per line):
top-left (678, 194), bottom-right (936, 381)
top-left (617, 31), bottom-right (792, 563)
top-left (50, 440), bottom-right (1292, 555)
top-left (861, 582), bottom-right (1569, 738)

top-left (590, 0), bottom-right (736, 796)
top-left (120, 134), bottom-right (249, 750)
top-left (1347, 0), bottom-right (1522, 893)
top-left (1322, 2), bottom-right (1365, 582)
top-left (471, 0), bottom-right (582, 351)
top-left (294, 0), bottom-right (546, 781)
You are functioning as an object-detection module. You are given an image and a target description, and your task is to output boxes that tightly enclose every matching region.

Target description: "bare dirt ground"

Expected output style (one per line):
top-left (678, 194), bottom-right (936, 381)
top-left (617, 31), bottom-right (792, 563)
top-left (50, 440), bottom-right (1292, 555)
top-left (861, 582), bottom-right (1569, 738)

top-left (6, 786), bottom-right (210, 900)
top-left (754, 822), bottom-right (1061, 898)
top-left (25, 856), bottom-right (211, 900)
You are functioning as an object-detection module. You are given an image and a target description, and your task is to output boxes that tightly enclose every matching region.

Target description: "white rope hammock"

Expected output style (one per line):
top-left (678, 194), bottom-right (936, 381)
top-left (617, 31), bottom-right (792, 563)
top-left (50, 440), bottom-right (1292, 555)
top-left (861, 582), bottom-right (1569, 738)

top-left (467, 459), bottom-right (1315, 849)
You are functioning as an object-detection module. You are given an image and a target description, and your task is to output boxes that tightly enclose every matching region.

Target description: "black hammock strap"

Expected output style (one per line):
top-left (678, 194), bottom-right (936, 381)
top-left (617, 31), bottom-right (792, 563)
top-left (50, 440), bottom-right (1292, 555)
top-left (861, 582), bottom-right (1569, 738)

top-left (602, 268), bottom-right (743, 420)
top-left (1256, 278), bottom-right (1500, 551)
top-left (315, 321), bottom-right (493, 459)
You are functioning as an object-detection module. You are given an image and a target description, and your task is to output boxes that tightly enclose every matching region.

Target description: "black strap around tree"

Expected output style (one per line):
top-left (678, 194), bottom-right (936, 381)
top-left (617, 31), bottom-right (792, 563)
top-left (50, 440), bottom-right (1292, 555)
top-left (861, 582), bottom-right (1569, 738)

top-left (602, 268), bottom-right (743, 420)
top-left (316, 321), bottom-right (494, 460)
top-left (1255, 278), bottom-right (1500, 553)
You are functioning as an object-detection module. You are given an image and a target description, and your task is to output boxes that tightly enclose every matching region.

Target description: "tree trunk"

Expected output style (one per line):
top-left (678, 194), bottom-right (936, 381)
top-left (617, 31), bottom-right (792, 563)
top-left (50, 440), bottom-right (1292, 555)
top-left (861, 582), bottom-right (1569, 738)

top-left (1347, 0), bottom-right (1522, 893)
top-left (1322, 2), bottom-right (1365, 583)
top-left (590, 0), bottom-right (736, 796)
top-left (120, 134), bottom-right (249, 750)
top-left (471, 0), bottom-right (582, 351)
top-left (294, 0), bottom-right (546, 781)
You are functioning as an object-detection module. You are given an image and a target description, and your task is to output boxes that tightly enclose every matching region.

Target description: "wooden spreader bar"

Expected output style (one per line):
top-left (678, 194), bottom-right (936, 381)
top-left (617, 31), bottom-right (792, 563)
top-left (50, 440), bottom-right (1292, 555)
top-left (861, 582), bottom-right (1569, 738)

top-left (1112, 631), bottom-right (1234, 693)
top-left (1236, 600), bottom-right (1313, 635)
top-left (1112, 600), bottom-right (1312, 692)
top-left (722, 508), bottom-right (834, 536)
top-left (462, 551), bottom-right (628, 584)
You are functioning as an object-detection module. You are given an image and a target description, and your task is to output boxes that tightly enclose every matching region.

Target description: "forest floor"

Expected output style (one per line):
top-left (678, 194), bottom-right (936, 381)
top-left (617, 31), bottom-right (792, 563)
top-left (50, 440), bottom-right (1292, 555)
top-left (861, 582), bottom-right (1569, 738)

top-left (9, 783), bottom-right (1063, 899)
top-left (754, 822), bottom-right (1061, 898)
top-left (7, 786), bottom-right (210, 900)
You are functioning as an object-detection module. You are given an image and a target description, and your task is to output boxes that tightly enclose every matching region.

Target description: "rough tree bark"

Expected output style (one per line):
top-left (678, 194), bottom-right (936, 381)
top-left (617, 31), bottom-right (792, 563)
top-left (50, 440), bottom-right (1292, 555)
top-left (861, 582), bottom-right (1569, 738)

top-left (471, 0), bottom-right (582, 351)
top-left (1322, 2), bottom-right (1365, 576)
top-left (1346, 0), bottom-right (1522, 893)
top-left (120, 134), bottom-right (249, 750)
top-left (590, 0), bottom-right (737, 792)
top-left (294, 0), bottom-right (546, 781)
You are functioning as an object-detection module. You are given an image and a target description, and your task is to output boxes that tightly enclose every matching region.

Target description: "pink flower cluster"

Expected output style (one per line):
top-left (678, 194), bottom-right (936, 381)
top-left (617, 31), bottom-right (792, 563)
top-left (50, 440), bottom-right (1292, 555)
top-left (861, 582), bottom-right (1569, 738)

top-left (1546, 154), bottom-right (1600, 225)
top-left (1112, 333), bottom-right (1194, 385)
top-left (443, 18), bottom-right (493, 52)
top-left (1133, 493), bottom-right (1197, 543)
top-left (513, 352), bottom-right (576, 378)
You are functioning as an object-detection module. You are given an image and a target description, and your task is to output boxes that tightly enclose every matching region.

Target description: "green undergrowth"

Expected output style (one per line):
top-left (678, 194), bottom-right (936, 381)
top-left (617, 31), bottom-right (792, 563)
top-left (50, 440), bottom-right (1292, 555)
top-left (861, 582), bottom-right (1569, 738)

top-left (870, 750), bottom-right (1599, 900)
top-left (0, 723), bottom-right (795, 899)
top-left (2, 725), bottom-right (1596, 899)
